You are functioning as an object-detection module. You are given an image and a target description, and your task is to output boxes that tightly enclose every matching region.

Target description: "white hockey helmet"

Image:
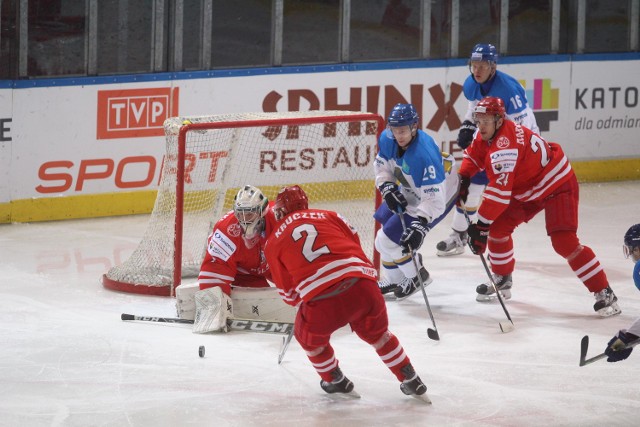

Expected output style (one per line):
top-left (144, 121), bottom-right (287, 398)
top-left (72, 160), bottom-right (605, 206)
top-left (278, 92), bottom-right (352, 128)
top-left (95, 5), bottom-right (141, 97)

top-left (233, 185), bottom-right (269, 240)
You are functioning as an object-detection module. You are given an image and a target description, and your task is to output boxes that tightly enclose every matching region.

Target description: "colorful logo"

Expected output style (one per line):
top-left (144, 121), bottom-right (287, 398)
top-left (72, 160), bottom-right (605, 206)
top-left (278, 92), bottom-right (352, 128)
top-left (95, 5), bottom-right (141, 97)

top-left (520, 78), bottom-right (559, 132)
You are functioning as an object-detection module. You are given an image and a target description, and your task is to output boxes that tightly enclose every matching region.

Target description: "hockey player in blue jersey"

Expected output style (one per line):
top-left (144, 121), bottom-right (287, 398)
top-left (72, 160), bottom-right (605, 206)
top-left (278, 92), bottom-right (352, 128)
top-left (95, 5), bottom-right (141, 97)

top-left (603, 224), bottom-right (640, 362)
top-left (374, 103), bottom-right (458, 300)
top-left (436, 43), bottom-right (540, 257)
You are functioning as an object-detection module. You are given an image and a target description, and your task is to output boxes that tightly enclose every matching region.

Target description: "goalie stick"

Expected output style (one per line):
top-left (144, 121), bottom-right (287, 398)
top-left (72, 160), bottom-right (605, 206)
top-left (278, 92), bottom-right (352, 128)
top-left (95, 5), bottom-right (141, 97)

top-left (460, 204), bottom-right (515, 333)
top-left (397, 211), bottom-right (440, 341)
top-left (579, 334), bottom-right (640, 366)
top-left (121, 313), bottom-right (293, 334)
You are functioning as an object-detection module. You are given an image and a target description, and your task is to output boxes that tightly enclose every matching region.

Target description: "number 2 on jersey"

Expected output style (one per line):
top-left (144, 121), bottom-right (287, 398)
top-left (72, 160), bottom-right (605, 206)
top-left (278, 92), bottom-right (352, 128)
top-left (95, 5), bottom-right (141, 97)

top-left (292, 224), bottom-right (329, 262)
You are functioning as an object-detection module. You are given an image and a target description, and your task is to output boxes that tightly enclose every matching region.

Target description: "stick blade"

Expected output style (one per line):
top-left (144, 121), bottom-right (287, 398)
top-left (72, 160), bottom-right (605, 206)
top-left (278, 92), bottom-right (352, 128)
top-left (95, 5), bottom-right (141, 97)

top-left (579, 335), bottom-right (589, 366)
top-left (499, 321), bottom-right (515, 333)
top-left (121, 313), bottom-right (134, 321)
top-left (427, 328), bottom-right (440, 341)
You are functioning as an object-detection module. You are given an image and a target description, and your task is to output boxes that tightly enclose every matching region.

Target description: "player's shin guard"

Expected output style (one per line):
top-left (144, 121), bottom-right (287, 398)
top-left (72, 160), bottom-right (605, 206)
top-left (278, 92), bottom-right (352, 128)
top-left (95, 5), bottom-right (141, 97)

top-left (371, 331), bottom-right (409, 381)
top-left (306, 345), bottom-right (339, 383)
top-left (565, 245), bottom-right (608, 292)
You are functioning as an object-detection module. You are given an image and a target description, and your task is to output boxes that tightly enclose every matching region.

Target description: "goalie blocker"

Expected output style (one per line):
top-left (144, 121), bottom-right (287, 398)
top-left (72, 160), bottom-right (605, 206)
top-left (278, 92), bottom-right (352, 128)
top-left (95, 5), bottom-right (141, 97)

top-left (177, 282), bottom-right (296, 333)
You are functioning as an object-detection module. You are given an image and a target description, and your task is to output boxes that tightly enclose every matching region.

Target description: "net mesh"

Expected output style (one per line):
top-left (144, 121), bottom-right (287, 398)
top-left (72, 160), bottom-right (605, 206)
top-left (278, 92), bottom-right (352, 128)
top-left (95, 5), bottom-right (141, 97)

top-left (103, 111), bottom-right (383, 295)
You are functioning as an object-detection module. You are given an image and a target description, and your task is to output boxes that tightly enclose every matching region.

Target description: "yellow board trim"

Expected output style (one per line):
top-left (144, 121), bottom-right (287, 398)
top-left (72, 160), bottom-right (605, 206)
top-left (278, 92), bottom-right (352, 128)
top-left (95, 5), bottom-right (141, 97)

top-left (1, 180), bottom-right (377, 223)
top-left (2, 159), bottom-right (638, 224)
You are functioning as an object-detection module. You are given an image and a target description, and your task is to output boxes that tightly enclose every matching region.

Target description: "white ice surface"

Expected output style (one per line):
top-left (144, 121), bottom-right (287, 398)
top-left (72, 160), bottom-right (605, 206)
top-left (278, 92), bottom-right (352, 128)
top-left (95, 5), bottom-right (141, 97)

top-left (1, 181), bottom-right (640, 426)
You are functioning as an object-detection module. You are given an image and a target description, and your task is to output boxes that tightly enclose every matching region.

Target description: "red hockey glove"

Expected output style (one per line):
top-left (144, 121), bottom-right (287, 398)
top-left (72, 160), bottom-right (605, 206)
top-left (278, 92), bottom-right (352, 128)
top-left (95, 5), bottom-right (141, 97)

top-left (467, 221), bottom-right (490, 254)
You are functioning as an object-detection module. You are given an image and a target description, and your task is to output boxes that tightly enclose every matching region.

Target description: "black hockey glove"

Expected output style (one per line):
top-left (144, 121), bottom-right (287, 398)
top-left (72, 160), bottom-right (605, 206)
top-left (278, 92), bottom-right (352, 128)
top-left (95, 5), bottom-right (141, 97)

top-left (467, 220), bottom-right (490, 255)
top-left (400, 218), bottom-right (430, 254)
top-left (456, 175), bottom-right (471, 208)
top-left (379, 182), bottom-right (408, 213)
top-left (457, 120), bottom-right (477, 150)
top-left (605, 330), bottom-right (638, 362)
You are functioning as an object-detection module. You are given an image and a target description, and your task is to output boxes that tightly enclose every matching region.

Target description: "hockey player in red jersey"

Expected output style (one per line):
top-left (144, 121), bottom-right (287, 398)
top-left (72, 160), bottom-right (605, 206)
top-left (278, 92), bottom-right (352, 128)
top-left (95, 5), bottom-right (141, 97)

top-left (459, 96), bottom-right (620, 317)
top-left (197, 184), bottom-right (276, 295)
top-left (176, 185), bottom-right (281, 332)
top-left (264, 185), bottom-right (430, 402)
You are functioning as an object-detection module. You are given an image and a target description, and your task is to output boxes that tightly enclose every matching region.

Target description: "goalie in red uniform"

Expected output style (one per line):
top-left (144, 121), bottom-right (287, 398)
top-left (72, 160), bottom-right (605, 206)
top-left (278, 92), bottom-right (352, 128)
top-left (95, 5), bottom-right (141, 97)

top-left (176, 185), bottom-right (286, 333)
top-left (459, 96), bottom-right (620, 317)
top-left (263, 185), bottom-right (430, 402)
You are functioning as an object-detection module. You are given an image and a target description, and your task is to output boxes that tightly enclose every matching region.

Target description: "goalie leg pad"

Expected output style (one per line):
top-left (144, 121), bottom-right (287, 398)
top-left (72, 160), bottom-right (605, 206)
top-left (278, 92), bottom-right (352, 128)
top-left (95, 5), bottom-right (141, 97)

top-left (193, 287), bottom-right (233, 334)
top-left (175, 282), bottom-right (199, 320)
top-left (231, 287), bottom-right (296, 323)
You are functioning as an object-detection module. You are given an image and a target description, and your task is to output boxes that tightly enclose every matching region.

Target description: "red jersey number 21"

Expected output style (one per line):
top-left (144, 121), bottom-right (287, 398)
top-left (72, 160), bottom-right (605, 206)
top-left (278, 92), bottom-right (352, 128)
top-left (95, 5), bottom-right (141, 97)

top-left (292, 224), bottom-right (330, 262)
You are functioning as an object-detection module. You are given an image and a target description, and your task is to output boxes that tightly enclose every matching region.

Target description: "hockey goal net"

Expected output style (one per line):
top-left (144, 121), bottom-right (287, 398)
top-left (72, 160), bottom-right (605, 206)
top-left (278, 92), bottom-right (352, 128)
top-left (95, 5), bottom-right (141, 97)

top-left (102, 111), bottom-right (385, 296)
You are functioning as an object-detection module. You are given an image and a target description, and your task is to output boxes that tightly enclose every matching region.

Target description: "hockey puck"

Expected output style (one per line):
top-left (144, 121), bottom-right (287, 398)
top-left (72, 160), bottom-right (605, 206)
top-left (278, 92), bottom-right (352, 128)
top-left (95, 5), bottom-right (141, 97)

top-left (198, 345), bottom-right (205, 358)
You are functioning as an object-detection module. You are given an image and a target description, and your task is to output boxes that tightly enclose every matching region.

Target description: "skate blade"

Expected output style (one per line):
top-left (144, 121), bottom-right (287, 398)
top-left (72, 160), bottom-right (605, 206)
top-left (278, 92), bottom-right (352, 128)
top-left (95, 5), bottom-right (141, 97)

top-left (597, 303), bottom-right (622, 318)
top-left (476, 289), bottom-right (511, 302)
top-left (436, 247), bottom-right (465, 257)
top-left (410, 392), bottom-right (432, 404)
top-left (326, 390), bottom-right (361, 399)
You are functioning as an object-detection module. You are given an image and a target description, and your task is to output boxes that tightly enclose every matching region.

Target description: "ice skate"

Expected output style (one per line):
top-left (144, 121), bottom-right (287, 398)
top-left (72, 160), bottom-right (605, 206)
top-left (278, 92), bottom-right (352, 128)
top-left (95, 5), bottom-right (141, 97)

top-left (394, 266), bottom-right (432, 301)
top-left (436, 230), bottom-right (467, 257)
top-left (593, 286), bottom-right (621, 317)
top-left (378, 278), bottom-right (399, 295)
top-left (320, 368), bottom-right (360, 398)
top-left (476, 273), bottom-right (512, 302)
top-left (399, 364), bottom-right (431, 404)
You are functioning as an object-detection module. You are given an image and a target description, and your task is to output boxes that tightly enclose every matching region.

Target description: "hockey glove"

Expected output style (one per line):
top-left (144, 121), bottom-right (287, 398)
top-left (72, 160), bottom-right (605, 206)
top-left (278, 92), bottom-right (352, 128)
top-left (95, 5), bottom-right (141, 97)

top-left (456, 175), bottom-right (471, 208)
top-left (605, 330), bottom-right (638, 362)
top-left (400, 218), bottom-right (430, 254)
top-left (457, 120), bottom-right (477, 150)
top-left (467, 221), bottom-right (490, 255)
top-left (379, 182), bottom-right (408, 213)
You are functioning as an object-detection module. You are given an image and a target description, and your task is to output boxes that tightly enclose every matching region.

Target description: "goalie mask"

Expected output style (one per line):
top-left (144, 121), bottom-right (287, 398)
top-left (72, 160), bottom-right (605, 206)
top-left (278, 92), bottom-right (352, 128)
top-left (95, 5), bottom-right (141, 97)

top-left (274, 185), bottom-right (309, 221)
top-left (233, 185), bottom-right (269, 240)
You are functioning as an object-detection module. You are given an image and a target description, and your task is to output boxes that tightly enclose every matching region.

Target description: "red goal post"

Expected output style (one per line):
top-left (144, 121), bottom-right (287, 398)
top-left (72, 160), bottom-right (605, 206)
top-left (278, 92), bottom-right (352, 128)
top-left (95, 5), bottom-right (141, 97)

top-left (102, 111), bottom-right (385, 296)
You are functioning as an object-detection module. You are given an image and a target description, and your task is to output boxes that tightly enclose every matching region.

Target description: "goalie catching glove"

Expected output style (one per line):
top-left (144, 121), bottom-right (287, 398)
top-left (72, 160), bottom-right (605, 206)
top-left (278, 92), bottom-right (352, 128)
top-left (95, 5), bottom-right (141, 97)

top-left (400, 218), bottom-right (430, 253)
top-left (379, 182), bottom-right (408, 213)
top-left (193, 287), bottom-right (233, 334)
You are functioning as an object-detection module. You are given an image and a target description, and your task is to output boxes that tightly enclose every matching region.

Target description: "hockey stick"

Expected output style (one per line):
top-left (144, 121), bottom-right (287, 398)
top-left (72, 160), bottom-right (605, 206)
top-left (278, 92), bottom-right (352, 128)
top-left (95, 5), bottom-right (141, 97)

top-left (278, 326), bottom-right (295, 364)
top-left (121, 313), bottom-right (293, 334)
top-left (460, 203), bottom-right (515, 333)
top-left (579, 335), bottom-right (640, 366)
top-left (397, 211), bottom-right (440, 341)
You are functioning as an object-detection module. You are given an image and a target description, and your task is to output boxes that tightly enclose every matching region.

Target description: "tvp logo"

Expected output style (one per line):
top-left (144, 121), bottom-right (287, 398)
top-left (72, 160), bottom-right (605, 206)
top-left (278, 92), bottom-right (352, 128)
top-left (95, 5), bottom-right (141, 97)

top-left (97, 87), bottom-right (179, 139)
top-left (520, 78), bottom-right (559, 132)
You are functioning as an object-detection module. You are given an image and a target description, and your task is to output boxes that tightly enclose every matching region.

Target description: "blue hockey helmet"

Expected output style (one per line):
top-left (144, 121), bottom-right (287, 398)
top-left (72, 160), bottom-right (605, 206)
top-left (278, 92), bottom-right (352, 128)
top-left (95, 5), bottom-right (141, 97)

top-left (623, 223), bottom-right (640, 257)
top-left (387, 103), bottom-right (419, 127)
top-left (470, 43), bottom-right (498, 63)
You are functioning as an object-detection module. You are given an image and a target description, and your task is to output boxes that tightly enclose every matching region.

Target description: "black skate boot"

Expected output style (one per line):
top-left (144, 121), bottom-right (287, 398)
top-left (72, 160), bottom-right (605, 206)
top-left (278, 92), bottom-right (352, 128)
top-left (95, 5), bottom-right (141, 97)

top-left (399, 364), bottom-right (431, 404)
top-left (476, 273), bottom-right (512, 302)
top-left (320, 367), bottom-right (359, 397)
top-left (393, 265), bottom-right (432, 301)
top-left (378, 278), bottom-right (399, 295)
top-left (593, 286), bottom-right (621, 317)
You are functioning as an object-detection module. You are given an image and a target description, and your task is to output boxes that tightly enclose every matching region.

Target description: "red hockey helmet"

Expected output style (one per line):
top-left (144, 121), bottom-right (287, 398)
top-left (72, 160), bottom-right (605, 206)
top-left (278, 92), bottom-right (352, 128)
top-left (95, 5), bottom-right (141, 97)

top-left (474, 96), bottom-right (506, 119)
top-left (274, 185), bottom-right (309, 220)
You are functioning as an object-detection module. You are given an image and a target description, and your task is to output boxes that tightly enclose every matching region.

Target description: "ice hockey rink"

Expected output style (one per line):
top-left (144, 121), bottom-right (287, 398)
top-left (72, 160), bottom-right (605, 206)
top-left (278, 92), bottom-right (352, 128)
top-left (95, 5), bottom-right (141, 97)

top-left (1, 180), bottom-right (639, 427)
